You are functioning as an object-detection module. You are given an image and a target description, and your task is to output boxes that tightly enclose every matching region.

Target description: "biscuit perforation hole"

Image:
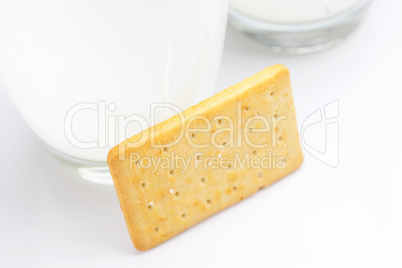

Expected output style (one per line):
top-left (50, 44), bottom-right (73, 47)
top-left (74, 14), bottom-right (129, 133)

top-left (201, 177), bottom-right (206, 183)
top-left (270, 91), bottom-right (275, 96)
top-left (154, 227), bottom-right (159, 232)
top-left (163, 147), bottom-right (168, 153)
top-left (181, 213), bottom-right (187, 219)
top-left (175, 191), bottom-right (180, 197)
top-left (206, 199), bottom-right (211, 204)
top-left (232, 186), bottom-right (238, 191)
top-left (141, 182), bottom-right (146, 188)
top-left (169, 170), bottom-right (175, 175)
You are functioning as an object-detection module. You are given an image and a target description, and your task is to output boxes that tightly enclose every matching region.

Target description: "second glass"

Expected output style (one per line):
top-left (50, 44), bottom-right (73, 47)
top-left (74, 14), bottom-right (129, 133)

top-left (229, 0), bottom-right (372, 53)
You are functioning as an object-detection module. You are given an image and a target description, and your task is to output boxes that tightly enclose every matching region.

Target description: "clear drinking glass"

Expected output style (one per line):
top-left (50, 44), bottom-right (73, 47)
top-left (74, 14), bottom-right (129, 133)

top-left (229, 0), bottom-right (372, 53)
top-left (0, 0), bottom-right (228, 184)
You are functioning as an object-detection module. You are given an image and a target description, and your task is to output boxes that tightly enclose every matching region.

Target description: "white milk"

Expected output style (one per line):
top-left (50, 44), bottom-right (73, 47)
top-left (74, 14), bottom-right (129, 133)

top-left (0, 0), bottom-right (228, 162)
top-left (230, 0), bottom-right (363, 23)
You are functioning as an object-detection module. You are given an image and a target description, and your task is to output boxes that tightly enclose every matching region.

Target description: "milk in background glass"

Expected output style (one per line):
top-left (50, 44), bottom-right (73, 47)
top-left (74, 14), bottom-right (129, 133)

top-left (0, 1), bottom-right (228, 168)
top-left (230, 0), bottom-right (363, 23)
top-left (228, 0), bottom-right (371, 53)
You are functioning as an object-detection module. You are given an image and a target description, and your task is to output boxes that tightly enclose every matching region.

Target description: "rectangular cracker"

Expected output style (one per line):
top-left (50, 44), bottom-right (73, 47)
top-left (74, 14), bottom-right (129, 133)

top-left (107, 64), bottom-right (303, 251)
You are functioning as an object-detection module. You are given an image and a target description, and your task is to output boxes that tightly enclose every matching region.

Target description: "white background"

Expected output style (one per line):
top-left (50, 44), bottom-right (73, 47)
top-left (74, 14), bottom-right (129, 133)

top-left (1, 1), bottom-right (401, 267)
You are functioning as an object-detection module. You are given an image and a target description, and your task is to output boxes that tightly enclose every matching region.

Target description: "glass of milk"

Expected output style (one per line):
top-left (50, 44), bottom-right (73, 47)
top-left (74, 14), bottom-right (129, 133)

top-left (229, 0), bottom-right (372, 53)
top-left (0, 0), bottom-right (228, 184)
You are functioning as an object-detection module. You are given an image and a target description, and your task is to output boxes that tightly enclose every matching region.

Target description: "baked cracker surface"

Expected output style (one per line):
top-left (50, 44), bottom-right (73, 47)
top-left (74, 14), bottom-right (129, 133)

top-left (108, 65), bottom-right (303, 251)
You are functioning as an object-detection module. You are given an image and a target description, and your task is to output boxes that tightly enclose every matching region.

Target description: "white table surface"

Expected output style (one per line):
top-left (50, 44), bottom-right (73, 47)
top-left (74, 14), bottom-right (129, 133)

top-left (1, 1), bottom-right (401, 267)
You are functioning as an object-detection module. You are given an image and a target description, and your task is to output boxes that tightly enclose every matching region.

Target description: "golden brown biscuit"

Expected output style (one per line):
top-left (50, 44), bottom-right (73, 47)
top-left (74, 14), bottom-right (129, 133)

top-left (108, 65), bottom-right (303, 251)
